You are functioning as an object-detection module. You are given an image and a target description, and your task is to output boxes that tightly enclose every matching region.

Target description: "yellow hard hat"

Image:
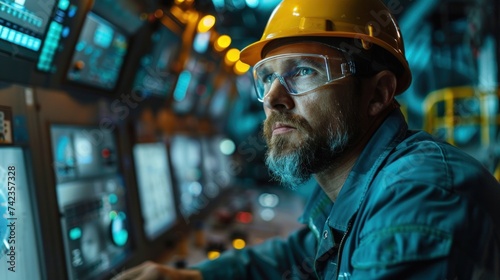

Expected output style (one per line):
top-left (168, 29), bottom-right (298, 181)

top-left (240, 0), bottom-right (412, 94)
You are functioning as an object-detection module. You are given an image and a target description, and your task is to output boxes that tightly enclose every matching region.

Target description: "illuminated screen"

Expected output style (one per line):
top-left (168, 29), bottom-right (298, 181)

top-left (67, 12), bottom-right (128, 90)
top-left (132, 25), bottom-right (181, 98)
top-left (37, 0), bottom-right (82, 72)
top-left (0, 147), bottom-right (42, 279)
top-left (133, 143), bottom-right (177, 239)
top-left (51, 125), bottom-right (118, 182)
top-left (50, 125), bottom-right (131, 280)
top-left (170, 135), bottom-right (204, 218)
top-left (0, 0), bottom-right (57, 59)
top-left (201, 136), bottom-right (232, 196)
top-left (172, 56), bottom-right (209, 114)
top-left (207, 78), bottom-right (231, 119)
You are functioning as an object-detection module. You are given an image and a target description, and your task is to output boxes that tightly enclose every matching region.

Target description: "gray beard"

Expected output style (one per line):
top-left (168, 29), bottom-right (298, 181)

top-left (265, 124), bottom-right (351, 189)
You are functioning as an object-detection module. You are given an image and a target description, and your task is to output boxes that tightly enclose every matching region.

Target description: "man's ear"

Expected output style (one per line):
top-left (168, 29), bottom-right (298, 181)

top-left (367, 70), bottom-right (397, 117)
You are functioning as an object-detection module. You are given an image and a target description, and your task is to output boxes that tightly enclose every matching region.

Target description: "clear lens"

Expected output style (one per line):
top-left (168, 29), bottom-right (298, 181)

top-left (253, 53), bottom-right (355, 101)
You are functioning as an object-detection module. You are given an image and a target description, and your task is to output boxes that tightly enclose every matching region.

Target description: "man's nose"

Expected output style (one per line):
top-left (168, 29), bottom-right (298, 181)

top-left (263, 76), bottom-right (295, 111)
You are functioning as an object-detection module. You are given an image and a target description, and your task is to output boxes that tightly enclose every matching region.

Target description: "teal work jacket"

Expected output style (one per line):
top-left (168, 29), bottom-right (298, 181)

top-left (194, 109), bottom-right (500, 279)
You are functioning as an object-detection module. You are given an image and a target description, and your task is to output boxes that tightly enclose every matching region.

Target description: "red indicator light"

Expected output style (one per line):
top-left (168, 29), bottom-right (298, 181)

top-left (102, 148), bottom-right (111, 158)
top-left (236, 211), bottom-right (252, 224)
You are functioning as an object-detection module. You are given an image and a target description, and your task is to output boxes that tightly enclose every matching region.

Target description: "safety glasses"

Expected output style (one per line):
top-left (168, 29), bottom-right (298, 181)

top-left (253, 53), bottom-right (355, 102)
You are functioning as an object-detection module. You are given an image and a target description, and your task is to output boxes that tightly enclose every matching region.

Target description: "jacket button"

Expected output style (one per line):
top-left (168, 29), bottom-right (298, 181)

top-left (323, 230), bottom-right (328, 239)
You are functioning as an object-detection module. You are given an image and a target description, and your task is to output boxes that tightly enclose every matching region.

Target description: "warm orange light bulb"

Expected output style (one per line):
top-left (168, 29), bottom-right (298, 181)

top-left (198, 15), bottom-right (216, 33)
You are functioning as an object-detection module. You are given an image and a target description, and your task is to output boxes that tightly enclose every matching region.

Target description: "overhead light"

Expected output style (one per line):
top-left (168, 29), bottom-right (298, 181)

top-left (234, 60), bottom-right (250, 75)
top-left (154, 9), bottom-right (164, 18)
top-left (214, 35), bottom-right (231, 52)
top-left (225, 48), bottom-right (240, 65)
top-left (198, 15), bottom-right (216, 33)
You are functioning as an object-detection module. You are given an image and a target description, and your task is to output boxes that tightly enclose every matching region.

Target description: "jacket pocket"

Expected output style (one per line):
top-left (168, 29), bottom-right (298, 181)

top-left (351, 225), bottom-right (452, 269)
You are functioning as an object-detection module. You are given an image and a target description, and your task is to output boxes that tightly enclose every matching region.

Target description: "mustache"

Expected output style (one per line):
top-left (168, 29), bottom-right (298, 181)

top-left (263, 113), bottom-right (312, 140)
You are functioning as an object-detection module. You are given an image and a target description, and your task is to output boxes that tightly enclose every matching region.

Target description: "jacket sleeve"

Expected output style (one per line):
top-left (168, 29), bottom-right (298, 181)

top-left (348, 141), bottom-right (500, 279)
top-left (191, 226), bottom-right (317, 280)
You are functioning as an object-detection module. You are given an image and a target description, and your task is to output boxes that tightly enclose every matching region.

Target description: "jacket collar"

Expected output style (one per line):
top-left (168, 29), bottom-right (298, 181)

top-left (328, 108), bottom-right (408, 230)
top-left (299, 109), bottom-right (408, 232)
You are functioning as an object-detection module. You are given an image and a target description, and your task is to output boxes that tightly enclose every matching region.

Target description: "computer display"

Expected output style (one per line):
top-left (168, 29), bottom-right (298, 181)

top-left (132, 24), bottom-right (181, 98)
top-left (50, 125), bottom-right (131, 280)
top-left (66, 12), bottom-right (128, 90)
top-left (169, 135), bottom-right (204, 219)
top-left (207, 77), bottom-right (232, 120)
top-left (133, 143), bottom-right (177, 240)
top-left (201, 136), bottom-right (232, 194)
top-left (0, 147), bottom-right (42, 279)
top-left (172, 56), bottom-right (209, 115)
top-left (0, 0), bottom-right (57, 60)
top-left (51, 125), bottom-right (118, 182)
top-left (37, 0), bottom-right (86, 72)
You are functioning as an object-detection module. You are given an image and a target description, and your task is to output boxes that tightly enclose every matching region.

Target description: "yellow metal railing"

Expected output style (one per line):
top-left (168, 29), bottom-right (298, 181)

top-left (423, 86), bottom-right (500, 146)
top-left (495, 163), bottom-right (500, 182)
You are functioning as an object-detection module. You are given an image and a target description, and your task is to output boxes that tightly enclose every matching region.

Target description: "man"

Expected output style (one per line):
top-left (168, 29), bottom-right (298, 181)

top-left (114, 0), bottom-right (500, 279)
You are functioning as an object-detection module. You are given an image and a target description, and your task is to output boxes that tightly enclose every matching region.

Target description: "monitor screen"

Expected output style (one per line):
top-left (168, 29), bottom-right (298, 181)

top-left (51, 125), bottom-right (119, 183)
top-left (66, 12), bottom-right (128, 90)
top-left (0, 147), bottom-right (43, 279)
top-left (133, 143), bottom-right (177, 240)
top-left (207, 77), bottom-right (232, 119)
top-left (50, 125), bottom-right (131, 280)
top-left (132, 24), bottom-right (181, 98)
top-left (37, 0), bottom-right (86, 72)
top-left (201, 136), bottom-right (233, 195)
top-left (0, 0), bottom-right (57, 60)
top-left (169, 135), bottom-right (204, 219)
top-left (172, 56), bottom-right (210, 115)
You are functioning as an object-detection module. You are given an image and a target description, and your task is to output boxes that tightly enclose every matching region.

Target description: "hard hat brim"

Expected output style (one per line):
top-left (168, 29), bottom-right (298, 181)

top-left (240, 32), bottom-right (412, 94)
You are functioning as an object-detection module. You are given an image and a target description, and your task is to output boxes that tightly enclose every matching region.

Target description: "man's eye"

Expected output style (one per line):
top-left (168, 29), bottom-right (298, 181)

top-left (293, 67), bottom-right (315, 77)
top-left (262, 73), bottom-right (275, 84)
